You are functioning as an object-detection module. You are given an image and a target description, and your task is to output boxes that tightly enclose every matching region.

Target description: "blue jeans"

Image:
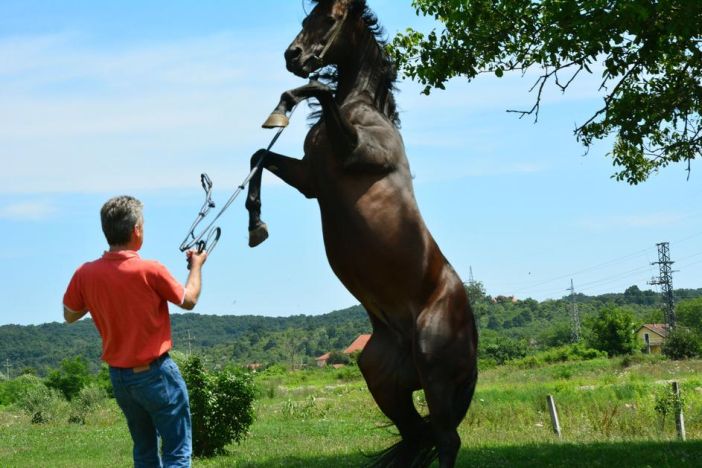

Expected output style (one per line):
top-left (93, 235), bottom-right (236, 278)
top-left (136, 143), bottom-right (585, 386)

top-left (110, 354), bottom-right (192, 468)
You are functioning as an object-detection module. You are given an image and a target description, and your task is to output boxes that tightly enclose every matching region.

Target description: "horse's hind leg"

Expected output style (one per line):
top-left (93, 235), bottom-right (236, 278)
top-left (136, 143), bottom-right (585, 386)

top-left (358, 332), bottom-right (431, 466)
top-left (415, 280), bottom-right (478, 468)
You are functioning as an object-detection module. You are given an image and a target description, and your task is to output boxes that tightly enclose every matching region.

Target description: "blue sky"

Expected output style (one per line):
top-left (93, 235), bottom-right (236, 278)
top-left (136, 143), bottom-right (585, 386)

top-left (1, 1), bottom-right (701, 326)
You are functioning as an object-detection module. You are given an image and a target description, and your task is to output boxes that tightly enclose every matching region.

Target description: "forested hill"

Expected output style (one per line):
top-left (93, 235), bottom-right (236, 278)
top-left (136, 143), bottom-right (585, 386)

top-left (2, 287), bottom-right (702, 375)
top-left (0, 305), bottom-right (370, 375)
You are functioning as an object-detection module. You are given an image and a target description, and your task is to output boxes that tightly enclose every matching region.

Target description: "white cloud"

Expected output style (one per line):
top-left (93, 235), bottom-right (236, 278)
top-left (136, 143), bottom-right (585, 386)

top-left (0, 201), bottom-right (56, 221)
top-left (0, 32), bottom-right (311, 194)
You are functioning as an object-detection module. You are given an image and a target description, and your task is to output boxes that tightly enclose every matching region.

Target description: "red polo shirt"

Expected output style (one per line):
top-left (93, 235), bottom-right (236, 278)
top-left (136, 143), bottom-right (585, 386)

top-left (63, 250), bottom-right (185, 367)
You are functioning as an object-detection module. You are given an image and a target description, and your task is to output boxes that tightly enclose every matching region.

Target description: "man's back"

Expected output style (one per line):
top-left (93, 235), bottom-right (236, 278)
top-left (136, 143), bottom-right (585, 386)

top-left (64, 250), bottom-right (184, 367)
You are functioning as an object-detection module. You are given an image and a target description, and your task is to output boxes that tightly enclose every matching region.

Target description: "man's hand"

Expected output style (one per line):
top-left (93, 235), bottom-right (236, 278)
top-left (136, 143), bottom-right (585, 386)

top-left (186, 249), bottom-right (207, 270)
top-left (180, 249), bottom-right (207, 310)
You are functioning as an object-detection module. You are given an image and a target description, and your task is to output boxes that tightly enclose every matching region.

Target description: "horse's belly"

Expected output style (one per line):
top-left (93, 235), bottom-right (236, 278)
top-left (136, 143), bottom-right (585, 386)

top-left (319, 207), bottom-right (430, 315)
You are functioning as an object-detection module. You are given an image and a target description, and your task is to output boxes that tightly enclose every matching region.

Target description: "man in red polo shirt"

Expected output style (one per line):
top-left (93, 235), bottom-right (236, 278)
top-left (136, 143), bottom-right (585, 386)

top-left (63, 195), bottom-right (206, 467)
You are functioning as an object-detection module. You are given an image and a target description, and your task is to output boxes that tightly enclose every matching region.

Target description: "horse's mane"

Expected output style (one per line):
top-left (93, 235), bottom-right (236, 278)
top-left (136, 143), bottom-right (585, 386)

top-left (307, 0), bottom-right (400, 127)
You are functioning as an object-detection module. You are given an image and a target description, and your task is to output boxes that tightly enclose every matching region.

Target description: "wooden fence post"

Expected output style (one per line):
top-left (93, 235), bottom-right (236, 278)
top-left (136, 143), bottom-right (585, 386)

top-left (672, 381), bottom-right (686, 441)
top-left (547, 394), bottom-right (562, 438)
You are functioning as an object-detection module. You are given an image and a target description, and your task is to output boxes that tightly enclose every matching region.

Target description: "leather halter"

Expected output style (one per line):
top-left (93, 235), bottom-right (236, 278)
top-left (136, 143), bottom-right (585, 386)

top-left (311, 9), bottom-right (348, 69)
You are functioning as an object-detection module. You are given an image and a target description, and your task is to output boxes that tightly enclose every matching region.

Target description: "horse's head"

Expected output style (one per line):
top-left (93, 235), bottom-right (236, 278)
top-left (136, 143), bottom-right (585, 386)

top-left (285, 0), bottom-right (365, 77)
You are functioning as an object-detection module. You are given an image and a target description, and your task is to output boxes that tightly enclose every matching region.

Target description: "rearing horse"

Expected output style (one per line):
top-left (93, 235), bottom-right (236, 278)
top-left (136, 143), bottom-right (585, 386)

top-left (245, 1), bottom-right (477, 466)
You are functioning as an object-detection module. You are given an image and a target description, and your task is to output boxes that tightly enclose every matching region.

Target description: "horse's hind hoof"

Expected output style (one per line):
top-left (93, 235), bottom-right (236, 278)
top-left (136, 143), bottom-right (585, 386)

top-left (248, 223), bottom-right (269, 247)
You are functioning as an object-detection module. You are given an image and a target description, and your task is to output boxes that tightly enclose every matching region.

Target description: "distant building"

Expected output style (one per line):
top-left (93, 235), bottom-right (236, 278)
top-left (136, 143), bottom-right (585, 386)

top-left (343, 334), bottom-right (371, 354)
top-left (636, 323), bottom-right (669, 354)
top-left (315, 352), bottom-right (331, 368)
top-left (316, 334), bottom-right (371, 367)
top-left (246, 362), bottom-right (262, 372)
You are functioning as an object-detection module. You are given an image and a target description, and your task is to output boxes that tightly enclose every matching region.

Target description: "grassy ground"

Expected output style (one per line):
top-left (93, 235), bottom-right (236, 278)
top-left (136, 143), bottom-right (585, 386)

top-left (1, 356), bottom-right (701, 467)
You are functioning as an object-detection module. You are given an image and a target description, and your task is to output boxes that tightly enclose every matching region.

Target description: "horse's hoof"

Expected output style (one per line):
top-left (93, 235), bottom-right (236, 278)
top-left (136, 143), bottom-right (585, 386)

top-left (248, 224), bottom-right (269, 247)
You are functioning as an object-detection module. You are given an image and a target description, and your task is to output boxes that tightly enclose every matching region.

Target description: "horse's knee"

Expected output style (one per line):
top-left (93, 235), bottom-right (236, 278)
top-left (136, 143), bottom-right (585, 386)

top-left (250, 149), bottom-right (267, 168)
top-left (244, 195), bottom-right (260, 212)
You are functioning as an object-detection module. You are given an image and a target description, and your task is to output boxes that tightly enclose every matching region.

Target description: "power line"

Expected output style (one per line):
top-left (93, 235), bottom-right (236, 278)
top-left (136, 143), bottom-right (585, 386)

top-left (509, 247), bottom-right (653, 294)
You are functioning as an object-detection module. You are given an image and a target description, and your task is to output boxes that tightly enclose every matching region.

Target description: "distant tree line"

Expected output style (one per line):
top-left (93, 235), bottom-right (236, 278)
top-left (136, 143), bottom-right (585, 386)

top-left (2, 287), bottom-right (701, 374)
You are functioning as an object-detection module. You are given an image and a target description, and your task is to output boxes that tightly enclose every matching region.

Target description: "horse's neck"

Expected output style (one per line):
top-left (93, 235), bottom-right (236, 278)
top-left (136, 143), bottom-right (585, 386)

top-left (336, 30), bottom-right (388, 106)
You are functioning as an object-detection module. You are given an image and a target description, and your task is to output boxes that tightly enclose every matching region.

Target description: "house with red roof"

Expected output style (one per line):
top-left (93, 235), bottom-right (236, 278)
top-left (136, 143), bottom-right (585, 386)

top-left (636, 323), bottom-right (669, 354)
top-left (316, 334), bottom-right (371, 367)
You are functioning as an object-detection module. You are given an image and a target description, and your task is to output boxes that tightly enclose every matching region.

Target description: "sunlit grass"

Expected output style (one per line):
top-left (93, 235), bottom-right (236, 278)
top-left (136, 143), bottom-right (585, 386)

top-left (1, 357), bottom-right (700, 467)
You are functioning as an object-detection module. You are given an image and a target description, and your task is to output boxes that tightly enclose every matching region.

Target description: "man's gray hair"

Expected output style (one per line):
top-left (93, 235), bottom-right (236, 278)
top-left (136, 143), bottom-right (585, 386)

top-left (100, 196), bottom-right (144, 246)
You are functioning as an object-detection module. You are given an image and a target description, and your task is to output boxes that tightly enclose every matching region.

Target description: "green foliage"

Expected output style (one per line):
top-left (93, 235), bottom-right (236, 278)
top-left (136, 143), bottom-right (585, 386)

top-left (0, 374), bottom-right (48, 406)
top-left (512, 344), bottom-right (606, 368)
top-left (390, 0), bottom-right (702, 183)
top-left (676, 297), bottom-right (702, 335)
top-left (654, 384), bottom-right (685, 431)
top-left (181, 355), bottom-right (256, 457)
top-left (326, 350), bottom-right (350, 365)
top-left (95, 363), bottom-right (114, 398)
top-left (11, 376), bottom-right (68, 424)
top-left (587, 307), bottom-right (640, 356)
top-left (2, 289), bottom-right (702, 372)
top-left (663, 327), bottom-right (701, 360)
top-left (68, 384), bottom-right (108, 424)
top-left (45, 356), bottom-right (91, 401)
top-left (480, 337), bottom-right (528, 365)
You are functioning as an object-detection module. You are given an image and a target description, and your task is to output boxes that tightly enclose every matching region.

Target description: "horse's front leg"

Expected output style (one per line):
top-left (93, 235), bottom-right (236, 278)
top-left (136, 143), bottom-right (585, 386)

top-left (270, 81), bottom-right (359, 156)
top-left (245, 149), bottom-right (314, 247)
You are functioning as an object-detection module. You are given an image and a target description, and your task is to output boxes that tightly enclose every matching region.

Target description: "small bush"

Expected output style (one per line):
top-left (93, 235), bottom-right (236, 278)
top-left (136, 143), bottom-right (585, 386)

top-left (512, 344), bottom-right (605, 368)
top-left (68, 384), bottom-right (108, 424)
top-left (182, 356), bottom-right (256, 457)
top-left (654, 384), bottom-right (685, 431)
top-left (13, 378), bottom-right (68, 424)
top-left (334, 365), bottom-right (361, 382)
top-left (1, 375), bottom-right (45, 406)
top-left (327, 350), bottom-right (350, 365)
top-left (45, 356), bottom-right (91, 401)
top-left (663, 327), bottom-right (700, 360)
top-left (587, 306), bottom-right (640, 356)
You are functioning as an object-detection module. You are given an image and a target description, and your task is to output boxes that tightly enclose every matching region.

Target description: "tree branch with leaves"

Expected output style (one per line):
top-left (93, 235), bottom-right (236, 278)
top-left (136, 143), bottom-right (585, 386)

top-left (390, 0), bottom-right (702, 183)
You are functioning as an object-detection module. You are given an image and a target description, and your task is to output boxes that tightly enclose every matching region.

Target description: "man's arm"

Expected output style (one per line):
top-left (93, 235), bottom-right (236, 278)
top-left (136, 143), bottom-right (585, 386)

top-left (63, 305), bottom-right (88, 323)
top-left (179, 251), bottom-right (207, 310)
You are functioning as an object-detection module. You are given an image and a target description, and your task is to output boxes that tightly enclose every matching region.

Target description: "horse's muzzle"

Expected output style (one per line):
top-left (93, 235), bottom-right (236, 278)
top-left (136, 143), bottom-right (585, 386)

top-left (284, 47), bottom-right (320, 78)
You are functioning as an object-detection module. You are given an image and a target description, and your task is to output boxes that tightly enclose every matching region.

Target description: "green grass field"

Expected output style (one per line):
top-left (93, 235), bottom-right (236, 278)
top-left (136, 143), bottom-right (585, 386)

top-left (1, 357), bottom-right (701, 467)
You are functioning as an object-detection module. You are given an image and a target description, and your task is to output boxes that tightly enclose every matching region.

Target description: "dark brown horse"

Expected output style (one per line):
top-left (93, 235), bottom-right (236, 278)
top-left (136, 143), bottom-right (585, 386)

top-left (245, 1), bottom-right (478, 466)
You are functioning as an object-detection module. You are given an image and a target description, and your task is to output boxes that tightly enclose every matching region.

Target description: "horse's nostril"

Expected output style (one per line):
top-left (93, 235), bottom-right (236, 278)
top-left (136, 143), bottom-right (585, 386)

top-left (285, 47), bottom-right (302, 61)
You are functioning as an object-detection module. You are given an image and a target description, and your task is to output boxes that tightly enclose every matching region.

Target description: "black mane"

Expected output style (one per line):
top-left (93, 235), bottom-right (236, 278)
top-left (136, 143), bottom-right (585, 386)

top-left (307, 0), bottom-right (400, 126)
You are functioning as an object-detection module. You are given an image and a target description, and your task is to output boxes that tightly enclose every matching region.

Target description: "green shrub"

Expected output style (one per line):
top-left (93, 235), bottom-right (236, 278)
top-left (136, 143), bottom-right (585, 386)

top-left (327, 350), bottom-right (350, 365)
top-left (663, 327), bottom-right (701, 360)
top-left (512, 344), bottom-right (606, 368)
top-left (334, 365), bottom-right (361, 382)
top-left (587, 306), bottom-right (640, 356)
top-left (68, 384), bottom-right (108, 424)
top-left (95, 363), bottom-right (114, 398)
top-left (182, 356), bottom-right (256, 457)
top-left (45, 356), bottom-right (91, 401)
top-left (12, 377), bottom-right (68, 424)
top-left (1, 375), bottom-right (50, 406)
top-left (480, 337), bottom-right (528, 364)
